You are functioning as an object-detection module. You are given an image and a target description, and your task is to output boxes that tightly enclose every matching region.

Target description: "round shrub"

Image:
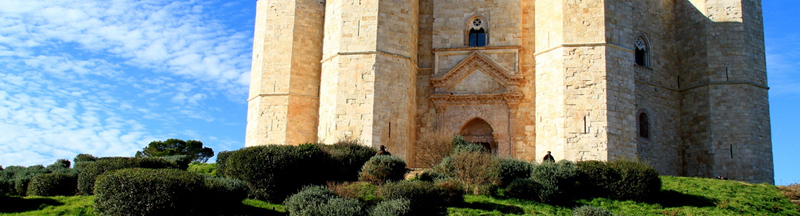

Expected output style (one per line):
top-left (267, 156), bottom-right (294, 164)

top-left (359, 155), bottom-right (407, 185)
top-left (497, 158), bottom-right (534, 187)
top-left (576, 160), bottom-right (620, 198)
top-left (530, 160), bottom-right (581, 203)
top-left (78, 157), bottom-right (178, 195)
top-left (439, 151), bottom-right (498, 194)
top-left (378, 180), bottom-right (454, 215)
top-left (328, 181), bottom-right (380, 206)
top-left (572, 205), bottom-right (614, 216)
top-left (215, 150), bottom-right (233, 177)
top-left (284, 185), bottom-right (365, 216)
top-left (434, 178), bottom-right (465, 205)
top-left (608, 160), bottom-right (661, 200)
top-left (505, 178), bottom-right (544, 200)
top-left (320, 141), bottom-right (377, 182)
top-left (46, 159), bottom-right (71, 171)
top-left (204, 176), bottom-right (249, 206)
top-left (157, 155), bottom-right (193, 170)
top-left (74, 154), bottom-right (98, 163)
top-left (370, 199), bottom-right (411, 216)
top-left (27, 173), bottom-right (77, 196)
top-left (224, 144), bottom-right (328, 202)
top-left (94, 168), bottom-right (207, 216)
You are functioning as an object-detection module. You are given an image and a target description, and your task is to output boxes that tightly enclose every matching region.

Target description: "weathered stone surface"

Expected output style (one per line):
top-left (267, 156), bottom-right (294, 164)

top-left (246, 0), bottom-right (773, 184)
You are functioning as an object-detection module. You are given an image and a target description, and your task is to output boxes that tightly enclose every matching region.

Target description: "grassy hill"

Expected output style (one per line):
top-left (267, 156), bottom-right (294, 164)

top-left (2, 176), bottom-right (798, 216)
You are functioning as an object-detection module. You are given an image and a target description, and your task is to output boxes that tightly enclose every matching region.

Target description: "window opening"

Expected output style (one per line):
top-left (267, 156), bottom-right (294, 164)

top-left (635, 37), bottom-right (649, 67)
top-left (638, 113), bottom-right (650, 139)
top-left (468, 18), bottom-right (486, 47)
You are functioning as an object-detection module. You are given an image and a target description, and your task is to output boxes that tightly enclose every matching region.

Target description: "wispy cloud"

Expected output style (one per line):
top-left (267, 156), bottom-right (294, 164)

top-left (0, 0), bottom-right (251, 166)
top-left (766, 34), bottom-right (800, 97)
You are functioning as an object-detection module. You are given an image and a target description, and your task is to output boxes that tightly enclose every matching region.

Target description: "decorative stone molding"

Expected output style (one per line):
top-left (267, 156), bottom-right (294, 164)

top-left (431, 51), bottom-right (522, 91)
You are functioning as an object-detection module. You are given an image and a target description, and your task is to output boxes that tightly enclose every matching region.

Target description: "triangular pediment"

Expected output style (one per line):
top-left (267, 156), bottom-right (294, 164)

top-left (448, 69), bottom-right (506, 94)
top-left (431, 51), bottom-right (522, 89)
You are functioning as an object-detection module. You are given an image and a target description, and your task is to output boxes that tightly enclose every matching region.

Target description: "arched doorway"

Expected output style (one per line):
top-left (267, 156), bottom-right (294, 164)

top-left (459, 118), bottom-right (497, 153)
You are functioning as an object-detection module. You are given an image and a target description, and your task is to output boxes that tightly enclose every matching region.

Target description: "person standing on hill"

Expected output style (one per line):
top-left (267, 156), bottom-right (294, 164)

top-left (543, 151), bottom-right (555, 163)
top-left (376, 145), bottom-right (391, 156)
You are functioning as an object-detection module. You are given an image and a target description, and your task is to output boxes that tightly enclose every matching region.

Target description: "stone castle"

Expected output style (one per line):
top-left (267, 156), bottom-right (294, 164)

top-left (245, 0), bottom-right (773, 183)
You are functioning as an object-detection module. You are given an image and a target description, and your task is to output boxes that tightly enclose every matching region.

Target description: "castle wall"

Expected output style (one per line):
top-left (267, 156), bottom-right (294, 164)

top-left (431, 0), bottom-right (521, 49)
top-left (246, 0), bottom-right (325, 147)
top-left (318, 0), bottom-right (418, 163)
top-left (626, 0), bottom-right (683, 175)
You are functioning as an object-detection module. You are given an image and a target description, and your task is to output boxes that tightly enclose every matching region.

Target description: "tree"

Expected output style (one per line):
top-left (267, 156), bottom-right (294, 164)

top-left (135, 139), bottom-right (214, 163)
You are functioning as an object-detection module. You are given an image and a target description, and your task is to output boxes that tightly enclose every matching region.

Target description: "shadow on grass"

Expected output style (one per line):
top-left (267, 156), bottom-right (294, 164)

top-left (0, 196), bottom-right (64, 213)
top-left (457, 201), bottom-right (526, 214)
top-left (645, 190), bottom-right (716, 208)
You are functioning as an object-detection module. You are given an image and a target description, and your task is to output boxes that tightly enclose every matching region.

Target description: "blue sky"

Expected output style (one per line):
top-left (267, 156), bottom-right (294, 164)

top-left (0, 0), bottom-right (796, 185)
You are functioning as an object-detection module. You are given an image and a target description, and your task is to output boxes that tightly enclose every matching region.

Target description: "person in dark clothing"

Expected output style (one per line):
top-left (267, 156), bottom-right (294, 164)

top-left (543, 151), bottom-right (555, 163)
top-left (376, 145), bottom-right (391, 156)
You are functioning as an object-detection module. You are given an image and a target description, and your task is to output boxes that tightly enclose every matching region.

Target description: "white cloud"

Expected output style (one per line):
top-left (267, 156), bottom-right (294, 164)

top-left (0, 0), bottom-right (252, 167)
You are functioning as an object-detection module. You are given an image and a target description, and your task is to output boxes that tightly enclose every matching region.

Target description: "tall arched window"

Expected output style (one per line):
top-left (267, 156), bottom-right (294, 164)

top-left (635, 36), bottom-right (650, 67)
top-left (466, 16), bottom-right (488, 47)
top-left (638, 112), bottom-right (650, 139)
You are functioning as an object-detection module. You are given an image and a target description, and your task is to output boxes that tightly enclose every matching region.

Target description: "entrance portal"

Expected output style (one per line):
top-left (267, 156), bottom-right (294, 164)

top-left (459, 118), bottom-right (497, 153)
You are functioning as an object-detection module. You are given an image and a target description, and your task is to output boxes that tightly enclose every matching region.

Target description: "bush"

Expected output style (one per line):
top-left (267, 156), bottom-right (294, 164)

top-left (204, 176), bottom-right (249, 206)
top-left (505, 178), bottom-right (544, 200)
top-left (77, 157), bottom-right (178, 195)
top-left (497, 158), bottom-right (533, 187)
top-left (284, 185), bottom-right (365, 216)
top-left (188, 162), bottom-right (217, 176)
top-left (320, 140), bottom-right (377, 182)
top-left (224, 144), bottom-right (328, 202)
top-left (0, 165), bottom-right (50, 196)
top-left (359, 155), bottom-right (408, 185)
top-left (158, 155), bottom-right (193, 170)
top-left (530, 160), bottom-right (581, 203)
top-left (94, 168), bottom-right (207, 216)
top-left (74, 154), bottom-right (98, 163)
top-left (418, 170), bottom-right (449, 182)
top-left (576, 160), bottom-right (620, 198)
top-left (572, 205), bottom-right (614, 216)
top-left (215, 150), bottom-right (233, 177)
top-left (414, 131), bottom-right (456, 168)
top-left (27, 173), bottom-right (77, 196)
top-left (451, 143), bottom-right (487, 154)
top-left (370, 198), bottom-right (411, 216)
top-left (433, 178), bottom-right (465, 205)
top-left (328, 181), bottom-right (381, 206)
top-left (607, 159), bottom-right (661, 200)
top-left (779, 184), bottom-right (800, 200)
top-left (378, 180), bottom-right (456, 215)
top-left (440, 151), bottom-right (498, 194)
top-left (46, 159), bottom-right (71, 171)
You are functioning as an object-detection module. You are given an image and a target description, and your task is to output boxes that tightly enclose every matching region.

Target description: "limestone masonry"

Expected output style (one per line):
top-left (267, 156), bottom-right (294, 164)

top-left (246, 0), bottom-right (773, 183)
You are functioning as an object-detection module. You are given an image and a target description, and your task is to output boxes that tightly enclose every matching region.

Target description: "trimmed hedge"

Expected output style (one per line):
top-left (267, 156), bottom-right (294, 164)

top-left (319, 141), bottom-right (377, 182)
top-left (74, 154), bottom-right (98, 163)
top-left (0, 165), bottom-right (50, 196)
top-left (505, 178), bottom-right (544, 200)
top-left (204, 176), bottom-right (250, 206)
top-left (215, 150), bottom-right (233, 177)
top-left (530, 160), bottom-right (581, 203)
top-left (370, 199), bottom-right (411, 216)
top-left (94, 168), bottom-right (207, 216)
top-left (284, 185), bottom-right (365, 216)
top-left (359, 155), bottom-right (408, 185)
top-left (77, 157), bottom-right (178, 195)
top-left (576, 160), bottom-right (620, 198)
top-left (434, 151), bottom-right (498, 195)
top-left (607, 159), bottom-right (661, 200)
top-left (223, 144), bottom-right (328, 202)
top-left (497, 158), bottom-right (533, 187)
top-left (378, 180), bottom-right (459, 215)
top-left (157, 155), bottom-right (193, 170)
top-left (27, 173), bottom-right (77, 196)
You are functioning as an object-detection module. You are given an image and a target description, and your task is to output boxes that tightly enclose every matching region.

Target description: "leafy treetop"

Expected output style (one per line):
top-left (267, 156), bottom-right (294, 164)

top-left (135, 138), bottom-right (214, 163)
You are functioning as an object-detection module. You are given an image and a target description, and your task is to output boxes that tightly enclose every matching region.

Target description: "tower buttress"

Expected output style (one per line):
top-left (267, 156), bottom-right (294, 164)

top-left (318, 0), bottom-right (419, 163)
top-left (677, 0), bottom-right (772, 183)
top-left (245, 0), bottom-right (326, 146)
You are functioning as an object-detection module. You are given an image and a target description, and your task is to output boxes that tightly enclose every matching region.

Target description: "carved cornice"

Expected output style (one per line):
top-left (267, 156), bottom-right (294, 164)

top-left (430, 92), bottom-right (523, 108)
top-left (430, 51), bottom-right (522, 89)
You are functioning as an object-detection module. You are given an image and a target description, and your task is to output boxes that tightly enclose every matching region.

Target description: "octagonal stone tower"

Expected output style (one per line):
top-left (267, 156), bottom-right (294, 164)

top-left (246, 0), bottom-right (773, 183)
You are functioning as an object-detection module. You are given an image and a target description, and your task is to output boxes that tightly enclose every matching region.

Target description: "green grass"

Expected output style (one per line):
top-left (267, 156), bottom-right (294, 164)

top-left (448, 176), bottom-right (800, 216)
top-left (2, 176), bottom-right (797, 215)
